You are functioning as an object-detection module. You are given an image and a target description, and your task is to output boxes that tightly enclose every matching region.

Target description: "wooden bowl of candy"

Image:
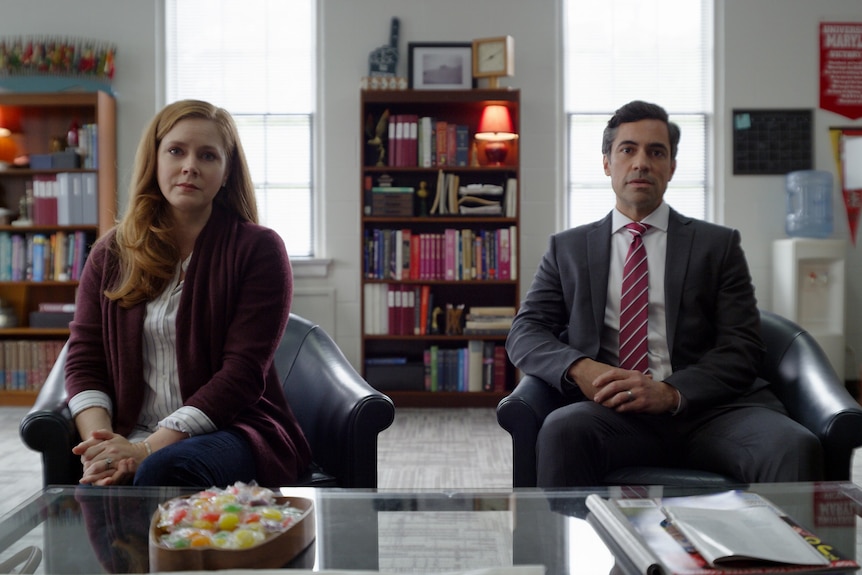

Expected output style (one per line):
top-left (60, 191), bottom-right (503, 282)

top-left (148, 483), bottom-right (315, 571)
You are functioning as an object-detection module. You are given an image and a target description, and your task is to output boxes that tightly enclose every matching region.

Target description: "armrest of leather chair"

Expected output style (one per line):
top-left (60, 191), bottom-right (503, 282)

top-left (281, 322), bottom-right (395, 488)
top-left (19, 344), bottom-right (82, 486)
top-left (497, 375), bottom-right (566, 487)
top-left (760, 310), bottom-right (862, 481)
top-left (20, 314), bottom-right (397, 489)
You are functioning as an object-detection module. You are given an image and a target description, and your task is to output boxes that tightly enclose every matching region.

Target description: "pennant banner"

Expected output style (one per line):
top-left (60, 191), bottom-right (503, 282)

top-left (830, 128), bottom-right (862, 245)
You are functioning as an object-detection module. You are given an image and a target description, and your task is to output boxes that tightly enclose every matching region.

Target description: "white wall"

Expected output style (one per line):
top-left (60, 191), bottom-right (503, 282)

top-left (718, 0), bottom-right (862, 379)
top-left (3, 0), bottom-right (861, 379)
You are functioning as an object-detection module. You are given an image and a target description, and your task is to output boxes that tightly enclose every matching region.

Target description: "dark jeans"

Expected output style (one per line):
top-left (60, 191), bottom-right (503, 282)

top-left (133, 428), bottom-right (257, 487)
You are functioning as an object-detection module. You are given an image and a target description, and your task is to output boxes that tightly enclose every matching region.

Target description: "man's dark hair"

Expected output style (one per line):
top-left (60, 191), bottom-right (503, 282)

top-left (601, 100), bottom-right (681, 160)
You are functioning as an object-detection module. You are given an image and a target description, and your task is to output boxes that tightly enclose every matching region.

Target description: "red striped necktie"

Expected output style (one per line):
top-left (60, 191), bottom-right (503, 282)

top-left (619, 222), bottom-right (651, 373)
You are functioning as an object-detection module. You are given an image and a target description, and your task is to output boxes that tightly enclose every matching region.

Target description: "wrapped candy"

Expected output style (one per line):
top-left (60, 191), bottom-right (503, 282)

top-left (154, 482), bottom-right (303, 550)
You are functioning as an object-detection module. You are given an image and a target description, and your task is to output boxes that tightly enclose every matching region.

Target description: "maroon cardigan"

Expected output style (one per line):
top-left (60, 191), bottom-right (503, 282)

top-left (65, 205), bottom-right (312, 486)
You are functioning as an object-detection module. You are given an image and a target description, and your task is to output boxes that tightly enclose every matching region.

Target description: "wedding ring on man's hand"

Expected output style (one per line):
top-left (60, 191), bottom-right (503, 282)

top-left (105, 458), bottom-right (113, 470)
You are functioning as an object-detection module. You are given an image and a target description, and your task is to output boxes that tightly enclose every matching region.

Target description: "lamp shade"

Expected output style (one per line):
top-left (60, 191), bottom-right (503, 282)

top-left (0, 106), bottom-right (22, 137)
top-left (475, 104), bottom-right (517, 165)
top-left (475, 105), bottom-right (517, 142)
top-left (0, 106), bottom-right (22, 164)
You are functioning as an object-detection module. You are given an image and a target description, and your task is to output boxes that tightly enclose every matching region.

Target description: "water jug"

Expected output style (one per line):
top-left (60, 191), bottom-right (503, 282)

top-left (785, 170), bottom-right (834, 238)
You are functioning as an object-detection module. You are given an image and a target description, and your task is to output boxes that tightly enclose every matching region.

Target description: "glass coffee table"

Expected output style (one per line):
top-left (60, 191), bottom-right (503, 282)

top-left (0, 482), bottom-right (859, 574)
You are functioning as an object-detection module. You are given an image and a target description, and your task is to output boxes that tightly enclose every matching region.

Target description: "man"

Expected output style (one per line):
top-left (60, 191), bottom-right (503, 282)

top-left (506, 100), bottom-right (823, 487)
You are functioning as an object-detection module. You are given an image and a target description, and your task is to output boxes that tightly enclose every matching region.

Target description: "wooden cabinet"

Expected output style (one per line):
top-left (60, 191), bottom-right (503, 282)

top-left (360, 89), bottom-right (520, 407)
top-left (0, 91), bottom-right (116, 405)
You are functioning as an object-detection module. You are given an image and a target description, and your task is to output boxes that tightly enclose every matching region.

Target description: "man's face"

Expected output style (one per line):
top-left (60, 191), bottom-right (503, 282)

top-left (603, 119), bottom-right (676, 221)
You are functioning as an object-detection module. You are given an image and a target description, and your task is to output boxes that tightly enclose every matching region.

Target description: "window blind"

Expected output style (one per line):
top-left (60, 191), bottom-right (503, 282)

top-left (564, 0), bottom-right (713, 227)
top-left (165, 0), bottom-right (315, 257)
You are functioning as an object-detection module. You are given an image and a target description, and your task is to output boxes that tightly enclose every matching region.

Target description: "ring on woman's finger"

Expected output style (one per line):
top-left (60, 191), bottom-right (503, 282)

top-left (105, 458), bottom-right (113, 470)
top-left (626, 390), bottom-right (634, 401)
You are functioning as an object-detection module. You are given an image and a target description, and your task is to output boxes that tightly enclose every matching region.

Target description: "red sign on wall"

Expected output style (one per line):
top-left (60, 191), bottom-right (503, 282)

top-left (820, 22), bottom-right (862, 120)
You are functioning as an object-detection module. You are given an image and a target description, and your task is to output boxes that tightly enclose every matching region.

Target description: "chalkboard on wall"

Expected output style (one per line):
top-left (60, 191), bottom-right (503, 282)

top-left (732, 109), bottom-right (813, 175)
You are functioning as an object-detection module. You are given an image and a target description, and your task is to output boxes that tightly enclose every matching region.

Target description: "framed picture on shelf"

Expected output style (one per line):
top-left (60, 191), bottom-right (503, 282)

top-left (407, 42), bottom-right (476, 90)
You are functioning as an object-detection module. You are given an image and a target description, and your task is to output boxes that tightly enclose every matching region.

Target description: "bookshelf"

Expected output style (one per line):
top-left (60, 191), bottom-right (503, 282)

top-left (0, 91), bottom-right (116, 405)
top-left (360, 88), bottom-right (520, 407)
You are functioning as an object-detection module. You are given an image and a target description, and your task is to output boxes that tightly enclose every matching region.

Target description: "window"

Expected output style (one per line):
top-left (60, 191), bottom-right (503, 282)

top-left (564, 0), bottom-right (713, 227)
top-left (165, 0), bottom-right (315, 257)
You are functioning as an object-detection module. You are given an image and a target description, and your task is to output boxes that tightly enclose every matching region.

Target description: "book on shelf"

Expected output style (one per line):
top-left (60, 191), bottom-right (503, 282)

top-left (405, 117), bottom-right (470, 168)
top-left (454, 124), bottom-right (470, 166)
top-left (459, 200), bottom-right (503, 216)
top-left (431, 169), bottom-right (445, 215)
top-left (586, 489), bottom-right (859, 575)
top-left (436, 121), bottom-right (448, 166)
top-left (482, 341), bottom-right (495, 391)
top-left (385, 113), bottom-right (419, 168)
top-left (457, 182), bottom-right (505, 216)
top-left (493, 344), bottom-right (508, 391)
top-left (498, 227), bottom-right (512, 279)
top-left (467, 340), bottom-right (484, 392)
top-left (447, 173), bottom-right (460, 215)
top-left (384, 284), bottom-right (416, 336)
top-left (469, 306), bottom-right (517, 316)
top-left (38, 302), bottom-right (76, 313)
top-left (463, 305), bottom-right (515, 335)
top-left (407, 341), bottom-right (507, 393)
top-left (464, 319), bottom-right (513, 329)
top-left (387, 117), bottom-right (396, 168)
top-left (505, 177), bottom-right (517, 218)
top-left (32, 175), bottom-right (57, 225)
top-left (428, 345), bottom-right (439, 392)
top-left (29, 172), bottom-right (98, 226)
top-left (0, 230), bottom-right (89, 282)
top-left (0, 339), bottom-right (64, 392)
top-left (406, 114), bottom-right (418, 167)
top-left (419, 116), bottom-right (434, 167)
top-left (460, 183), bottom-right (504, 196)
top-left (364, 226), bottom-right (516, 281)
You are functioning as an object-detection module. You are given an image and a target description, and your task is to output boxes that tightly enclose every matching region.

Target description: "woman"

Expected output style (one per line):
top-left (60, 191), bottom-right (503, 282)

top-left (65, 99), bottom-right (311, 487)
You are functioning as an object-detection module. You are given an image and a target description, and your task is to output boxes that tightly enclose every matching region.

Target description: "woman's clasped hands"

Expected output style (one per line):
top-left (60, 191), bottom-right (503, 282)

top-left (72, 429), bottom-right (149, 486)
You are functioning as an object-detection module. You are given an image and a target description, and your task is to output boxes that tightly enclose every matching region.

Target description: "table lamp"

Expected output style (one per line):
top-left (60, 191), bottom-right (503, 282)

top-left (474, 104), bottom-right (518, 165)
top-left (0, 106), bottom-right (21, 165)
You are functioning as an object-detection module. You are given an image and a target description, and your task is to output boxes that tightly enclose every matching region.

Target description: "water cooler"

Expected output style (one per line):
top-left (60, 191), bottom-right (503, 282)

top-left (772, 238), bottom-right (846, 380)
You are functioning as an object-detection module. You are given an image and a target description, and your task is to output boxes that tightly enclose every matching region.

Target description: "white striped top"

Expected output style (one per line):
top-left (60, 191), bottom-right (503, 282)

top-left (68, 255), bottom-right (216, 441)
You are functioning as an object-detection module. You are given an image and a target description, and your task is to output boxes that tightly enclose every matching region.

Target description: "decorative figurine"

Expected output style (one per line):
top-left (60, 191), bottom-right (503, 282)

top-left (445, 304), bottom-right (465, 336)
top-left (14, 188), bottom-right (33, 226)
top-left (431, 306), bottom-right (443, 335)
top-left (417, 181), bottom-right (429, 217)
top-left (368, 17), bottom-right (400, 77)
top-left (365, 109), bottom-right (390, 167)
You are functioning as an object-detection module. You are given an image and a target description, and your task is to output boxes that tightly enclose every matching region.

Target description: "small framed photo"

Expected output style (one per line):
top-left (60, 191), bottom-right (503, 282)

top-left (408, 42), bottom-right (475, 90)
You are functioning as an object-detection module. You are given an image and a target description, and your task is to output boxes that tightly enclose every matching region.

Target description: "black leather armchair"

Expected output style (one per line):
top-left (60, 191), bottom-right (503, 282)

top-left (497, 309), bottom-right (862, 487)
top-left (19, 313), bottom-right (395, 488)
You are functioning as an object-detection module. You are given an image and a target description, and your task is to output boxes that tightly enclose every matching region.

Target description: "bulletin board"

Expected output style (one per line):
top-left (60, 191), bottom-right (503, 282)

top-left (732, 109), bottom-right (813, 175)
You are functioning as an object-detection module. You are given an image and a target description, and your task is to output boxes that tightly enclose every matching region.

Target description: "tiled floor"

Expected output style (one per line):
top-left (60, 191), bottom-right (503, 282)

top-left (1, 407), bottom-right (42, 516)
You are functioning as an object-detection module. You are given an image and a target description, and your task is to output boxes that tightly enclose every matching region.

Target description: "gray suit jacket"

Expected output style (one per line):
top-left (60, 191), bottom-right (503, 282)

top-left (506, 206), bottom-right (776, 415)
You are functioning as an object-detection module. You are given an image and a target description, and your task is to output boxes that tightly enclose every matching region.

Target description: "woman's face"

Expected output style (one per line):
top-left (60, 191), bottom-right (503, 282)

top-left (156, 118), bottom-right (229, 220)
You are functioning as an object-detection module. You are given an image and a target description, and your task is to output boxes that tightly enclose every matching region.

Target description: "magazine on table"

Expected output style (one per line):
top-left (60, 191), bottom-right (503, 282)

top-left (585, 489), bottom-right (859, 575)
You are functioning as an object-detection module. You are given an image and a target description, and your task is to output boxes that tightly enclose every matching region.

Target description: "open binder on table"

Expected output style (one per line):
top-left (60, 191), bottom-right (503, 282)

top-left (586, 490), bottom-right (860, 575)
